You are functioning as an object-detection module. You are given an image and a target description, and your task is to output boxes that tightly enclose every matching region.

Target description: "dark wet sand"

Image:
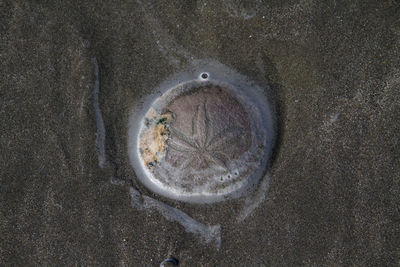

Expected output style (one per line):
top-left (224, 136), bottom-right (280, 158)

top-left (1, 1), bottom-right (399, 265)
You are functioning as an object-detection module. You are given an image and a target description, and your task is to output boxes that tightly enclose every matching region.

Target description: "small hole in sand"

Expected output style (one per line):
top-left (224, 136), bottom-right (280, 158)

top-left (201, 72), bottom-right (209, 79)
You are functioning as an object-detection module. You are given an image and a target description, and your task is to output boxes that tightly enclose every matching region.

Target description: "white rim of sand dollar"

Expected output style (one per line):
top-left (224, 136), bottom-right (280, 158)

top-left (128, 61), bottom-right (274, 203)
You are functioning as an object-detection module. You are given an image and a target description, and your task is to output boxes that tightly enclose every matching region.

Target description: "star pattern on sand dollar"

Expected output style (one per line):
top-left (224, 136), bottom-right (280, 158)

top-left (167, 100), bottom-right (245, 170)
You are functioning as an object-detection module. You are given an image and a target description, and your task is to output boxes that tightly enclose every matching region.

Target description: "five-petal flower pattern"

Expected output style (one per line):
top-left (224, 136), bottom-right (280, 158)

top-left (166, 99), bottom-right (247, 171)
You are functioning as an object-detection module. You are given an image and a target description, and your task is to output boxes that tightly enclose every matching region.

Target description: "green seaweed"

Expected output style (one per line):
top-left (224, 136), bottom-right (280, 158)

top-left (157, 117), bottom-right (168, 125)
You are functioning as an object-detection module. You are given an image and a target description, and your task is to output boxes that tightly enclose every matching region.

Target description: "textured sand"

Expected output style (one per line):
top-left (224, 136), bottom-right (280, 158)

top-left (1, 1), bottom-right (399, 265)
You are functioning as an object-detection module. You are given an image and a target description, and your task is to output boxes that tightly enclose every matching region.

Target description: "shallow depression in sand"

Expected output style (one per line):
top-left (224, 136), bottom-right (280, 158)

top-left (128, 61), bottom-right (275, 203)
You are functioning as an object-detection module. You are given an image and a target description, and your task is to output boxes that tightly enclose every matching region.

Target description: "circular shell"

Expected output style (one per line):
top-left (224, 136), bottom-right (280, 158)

top-left (128, 62), bottom-right (274, 203)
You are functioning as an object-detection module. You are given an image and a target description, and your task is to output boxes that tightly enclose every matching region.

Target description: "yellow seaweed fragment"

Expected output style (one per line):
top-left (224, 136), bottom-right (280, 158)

top-left (139, 111), bottom-right (173, 168)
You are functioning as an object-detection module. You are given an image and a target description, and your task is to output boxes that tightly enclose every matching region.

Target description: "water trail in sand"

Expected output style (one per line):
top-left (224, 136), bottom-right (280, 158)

top-left (92, 57), bottom-right (106, 168)
top-left (129, 187), bottom-right (221, 249)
